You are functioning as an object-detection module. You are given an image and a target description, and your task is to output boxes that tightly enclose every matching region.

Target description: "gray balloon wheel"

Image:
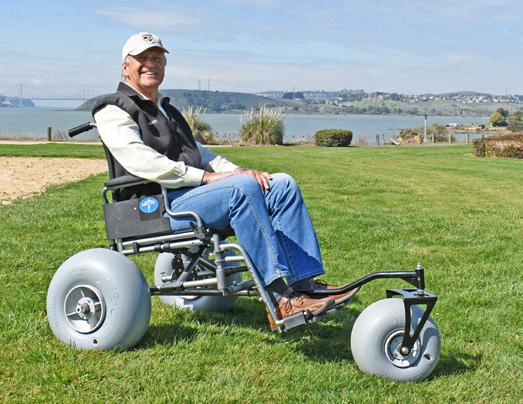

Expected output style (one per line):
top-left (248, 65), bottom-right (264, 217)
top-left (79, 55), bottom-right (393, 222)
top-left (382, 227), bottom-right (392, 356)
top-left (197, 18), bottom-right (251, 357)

top-left (154, 246), bottom-right (242, 312)
top-left (350, 298), bottom-right (441, 382)
top-left (47, 248), bottom-right (151, 351)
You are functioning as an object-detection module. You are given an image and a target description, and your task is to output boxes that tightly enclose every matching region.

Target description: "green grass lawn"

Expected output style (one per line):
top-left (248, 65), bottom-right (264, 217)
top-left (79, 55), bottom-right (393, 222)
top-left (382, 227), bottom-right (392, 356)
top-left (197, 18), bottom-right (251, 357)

top-left (0, 144), bottom-right (520, 403)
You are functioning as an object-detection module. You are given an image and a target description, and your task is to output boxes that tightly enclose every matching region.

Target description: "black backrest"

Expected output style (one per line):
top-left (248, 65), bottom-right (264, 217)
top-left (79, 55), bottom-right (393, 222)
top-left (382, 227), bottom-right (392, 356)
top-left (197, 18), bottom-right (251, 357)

top-left (102, 143), bottom-right (122, 201)
top-left (102, 143), bottom-right (117, 180)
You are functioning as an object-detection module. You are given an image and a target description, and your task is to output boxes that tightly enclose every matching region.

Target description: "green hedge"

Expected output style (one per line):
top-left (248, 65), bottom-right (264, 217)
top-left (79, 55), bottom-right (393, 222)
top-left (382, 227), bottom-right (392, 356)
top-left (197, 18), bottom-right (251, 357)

top-left (507, 120), bottom-right (523, 132)
top-left (473, 133), bottom-right (523, 158)
top-left (314, 129), bottom-right (353, 147)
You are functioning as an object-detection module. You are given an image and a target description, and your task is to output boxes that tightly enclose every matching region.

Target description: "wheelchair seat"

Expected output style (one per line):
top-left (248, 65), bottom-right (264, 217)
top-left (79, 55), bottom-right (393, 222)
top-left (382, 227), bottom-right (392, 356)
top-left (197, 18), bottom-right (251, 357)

top-left (101, 145), bottom-right (234, 249)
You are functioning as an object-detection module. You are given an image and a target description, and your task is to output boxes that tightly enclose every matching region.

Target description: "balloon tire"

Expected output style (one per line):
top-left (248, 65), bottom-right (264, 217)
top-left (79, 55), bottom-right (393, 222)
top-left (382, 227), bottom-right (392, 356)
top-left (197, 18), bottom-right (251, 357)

top-left (154, 248), bottom-right (242, 312)
top-left (350, 298), bottom-right (441, 382)
top-left (47, 248), bottom-right (151, 351)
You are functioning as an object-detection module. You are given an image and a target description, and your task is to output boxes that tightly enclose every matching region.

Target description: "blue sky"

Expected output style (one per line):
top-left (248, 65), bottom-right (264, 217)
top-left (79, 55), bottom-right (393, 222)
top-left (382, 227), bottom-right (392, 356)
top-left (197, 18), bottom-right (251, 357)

top-left (2, 0), bottom-right (522, 98)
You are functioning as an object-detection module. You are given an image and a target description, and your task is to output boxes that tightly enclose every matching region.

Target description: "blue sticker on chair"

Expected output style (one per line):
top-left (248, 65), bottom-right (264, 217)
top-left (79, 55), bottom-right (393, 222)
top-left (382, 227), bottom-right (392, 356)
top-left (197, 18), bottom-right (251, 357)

top-left (139, 197), bottom-right (160, 214)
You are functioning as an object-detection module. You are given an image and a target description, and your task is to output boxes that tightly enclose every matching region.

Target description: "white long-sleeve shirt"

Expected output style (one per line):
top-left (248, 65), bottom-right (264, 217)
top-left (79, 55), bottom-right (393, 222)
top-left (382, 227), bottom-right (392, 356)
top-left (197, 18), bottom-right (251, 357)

top-left (94, 103), bottom-right (239, 189)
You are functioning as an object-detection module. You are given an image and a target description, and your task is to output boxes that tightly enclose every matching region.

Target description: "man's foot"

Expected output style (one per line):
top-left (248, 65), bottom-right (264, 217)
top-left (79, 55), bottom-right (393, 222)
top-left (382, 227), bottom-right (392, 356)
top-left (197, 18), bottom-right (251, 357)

top-left (306, 278), bottom-right (360, 305)
top-left (267, 289), bottom-right (335, 330)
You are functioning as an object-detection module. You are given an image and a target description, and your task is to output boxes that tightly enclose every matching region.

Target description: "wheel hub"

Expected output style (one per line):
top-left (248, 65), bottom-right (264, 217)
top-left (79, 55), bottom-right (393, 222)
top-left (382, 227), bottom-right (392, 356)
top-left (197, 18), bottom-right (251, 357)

top-left (385, 330), bottom-right (421, 368)
top-left (64, 285), bottom-right (106, 333)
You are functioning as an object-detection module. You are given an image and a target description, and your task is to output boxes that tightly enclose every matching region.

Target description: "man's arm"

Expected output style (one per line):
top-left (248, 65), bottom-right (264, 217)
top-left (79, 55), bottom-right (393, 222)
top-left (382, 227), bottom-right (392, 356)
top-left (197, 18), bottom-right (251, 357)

top-left (199, 145), bottom-right (240, 173)
top-left (199, 146), bottom-right (272, 191)
top-left (94, 104), bottom-right (205, 189)
top-left (96, 104), bottom-right (272, 191)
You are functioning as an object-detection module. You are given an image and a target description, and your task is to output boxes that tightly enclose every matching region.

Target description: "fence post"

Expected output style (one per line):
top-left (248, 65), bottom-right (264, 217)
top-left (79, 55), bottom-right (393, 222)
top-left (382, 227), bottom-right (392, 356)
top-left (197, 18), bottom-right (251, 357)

top-left (47, 127), bottom-right (52, 141)
top-left (424, 114), bottom-right (427, 143)
top-left (466, 133), bottom-right (470, 143)
top-left (376, 135), bottom-right (379, 146)
top-left (448, 133), bottom-right (452, 144)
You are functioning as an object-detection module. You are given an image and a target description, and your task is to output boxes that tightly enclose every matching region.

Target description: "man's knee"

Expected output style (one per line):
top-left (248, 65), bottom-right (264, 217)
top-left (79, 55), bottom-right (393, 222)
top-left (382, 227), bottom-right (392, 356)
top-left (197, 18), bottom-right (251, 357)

top-left (230, 175), bottom-right (265, 198)
top-left (270, 173), bottom-right (299, 193)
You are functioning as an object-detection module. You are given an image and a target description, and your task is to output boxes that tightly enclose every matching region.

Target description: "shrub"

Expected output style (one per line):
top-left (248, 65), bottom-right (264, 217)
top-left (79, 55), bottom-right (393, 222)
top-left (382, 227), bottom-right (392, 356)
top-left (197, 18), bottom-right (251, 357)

top-left (314, 129), bottom-right (353, 147)
top-left (507, 120), bottom-right (523, 132)
top-left (398, 124), bottom-right (450, 143)
top-left (473, 133), bottom-right (523, 158)
top-left (182, 106), bottom-right (215, 144)
top-left (489, 112), bottom-right (507, 127)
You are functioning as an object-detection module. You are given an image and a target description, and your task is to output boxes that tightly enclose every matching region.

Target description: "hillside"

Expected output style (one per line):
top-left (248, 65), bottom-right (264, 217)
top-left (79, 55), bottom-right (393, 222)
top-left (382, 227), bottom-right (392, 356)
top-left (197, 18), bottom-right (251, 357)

top-left (77, 89), bottom-right (522, 117)
top-left (77, 89), bottom-right (290, 113)
top-left (0, 97), bottom-right (35, 108)
top-left (329, 98), bottom-right (520, 118)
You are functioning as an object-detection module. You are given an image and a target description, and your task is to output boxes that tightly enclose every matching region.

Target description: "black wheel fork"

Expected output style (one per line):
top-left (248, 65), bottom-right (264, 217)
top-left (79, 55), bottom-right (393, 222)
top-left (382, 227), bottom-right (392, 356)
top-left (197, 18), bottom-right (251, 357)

top-left (386, 288), bottom-right (438, 355)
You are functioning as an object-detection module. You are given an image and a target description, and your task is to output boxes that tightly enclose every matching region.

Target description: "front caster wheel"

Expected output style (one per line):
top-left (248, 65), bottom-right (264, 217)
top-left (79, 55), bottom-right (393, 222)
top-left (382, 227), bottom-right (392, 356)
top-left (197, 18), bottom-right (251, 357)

top-left (47, 248), bottom-right (151, 351)
top-left (350, 298), bottom-right (441, 382)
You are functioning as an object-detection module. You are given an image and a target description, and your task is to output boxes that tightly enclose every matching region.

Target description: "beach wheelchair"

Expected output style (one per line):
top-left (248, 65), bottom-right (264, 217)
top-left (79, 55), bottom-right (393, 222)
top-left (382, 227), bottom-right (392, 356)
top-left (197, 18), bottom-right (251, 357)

top-left (46, 122), bottom-right (441, 382)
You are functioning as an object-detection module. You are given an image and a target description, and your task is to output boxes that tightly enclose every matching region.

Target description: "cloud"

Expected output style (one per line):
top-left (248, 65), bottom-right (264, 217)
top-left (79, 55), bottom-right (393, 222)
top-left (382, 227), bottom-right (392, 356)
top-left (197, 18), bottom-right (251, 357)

top-left (5, 0), bottom-right (521, 96)
top-left (443, 54), bottom-right (478, 63)
top-left (96, 6), bottom-right (199, 30)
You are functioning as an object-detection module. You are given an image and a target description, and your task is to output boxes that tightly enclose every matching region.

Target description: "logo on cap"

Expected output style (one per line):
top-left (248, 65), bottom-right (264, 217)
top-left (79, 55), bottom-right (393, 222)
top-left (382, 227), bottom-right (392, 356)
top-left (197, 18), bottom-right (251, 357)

top-left (142, 33), bottom-right (154, 43)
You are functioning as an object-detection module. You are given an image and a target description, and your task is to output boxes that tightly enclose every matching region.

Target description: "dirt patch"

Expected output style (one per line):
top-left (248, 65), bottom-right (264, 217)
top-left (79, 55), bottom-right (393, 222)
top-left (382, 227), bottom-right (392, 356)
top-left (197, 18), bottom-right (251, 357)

top-left (1, 157), bottom-right (107, 205)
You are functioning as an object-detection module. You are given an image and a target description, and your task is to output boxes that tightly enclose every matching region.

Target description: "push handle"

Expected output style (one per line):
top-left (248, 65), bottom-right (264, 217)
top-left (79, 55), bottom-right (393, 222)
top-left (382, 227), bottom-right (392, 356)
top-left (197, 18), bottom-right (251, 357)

top-left (68, 122), bottom-right (97, 137)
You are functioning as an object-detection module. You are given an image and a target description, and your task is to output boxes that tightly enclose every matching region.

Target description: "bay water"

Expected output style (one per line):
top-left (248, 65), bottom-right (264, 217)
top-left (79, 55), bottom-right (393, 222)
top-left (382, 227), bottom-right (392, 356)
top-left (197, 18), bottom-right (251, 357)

top-left (0, 108), bottom-right (489, 145)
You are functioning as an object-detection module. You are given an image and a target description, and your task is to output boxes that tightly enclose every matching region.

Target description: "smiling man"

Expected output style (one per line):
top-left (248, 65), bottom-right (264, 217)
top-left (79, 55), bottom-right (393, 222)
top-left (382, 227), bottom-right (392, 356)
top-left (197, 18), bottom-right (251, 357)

top-left (121, 37), bottom-right (166, 100)
top-left (93, 32), bottom-right (358, 330)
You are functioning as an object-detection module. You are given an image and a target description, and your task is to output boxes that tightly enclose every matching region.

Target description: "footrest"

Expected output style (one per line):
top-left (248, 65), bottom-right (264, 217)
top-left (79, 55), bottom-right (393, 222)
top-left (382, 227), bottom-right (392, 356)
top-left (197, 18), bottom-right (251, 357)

top-left (279, 302), bottom-right (351, 332)
top-left (282, 310), bottom-right (311, 330)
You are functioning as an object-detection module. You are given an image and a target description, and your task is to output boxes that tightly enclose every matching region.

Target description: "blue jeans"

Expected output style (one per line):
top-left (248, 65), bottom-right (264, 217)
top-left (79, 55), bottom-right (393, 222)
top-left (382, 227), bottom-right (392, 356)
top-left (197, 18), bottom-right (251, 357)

top-left (167, 173), bottom-right (324, 286)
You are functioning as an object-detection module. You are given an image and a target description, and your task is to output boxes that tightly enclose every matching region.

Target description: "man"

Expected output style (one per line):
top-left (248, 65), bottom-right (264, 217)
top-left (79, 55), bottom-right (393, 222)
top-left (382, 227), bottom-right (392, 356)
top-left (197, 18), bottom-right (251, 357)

top-left (93, 32), bottom-right (357, 329)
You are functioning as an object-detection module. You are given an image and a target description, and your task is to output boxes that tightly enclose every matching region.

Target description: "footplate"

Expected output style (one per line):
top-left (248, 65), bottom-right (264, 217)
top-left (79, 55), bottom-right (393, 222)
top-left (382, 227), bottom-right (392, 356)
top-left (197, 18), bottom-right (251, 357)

top-left (278, 300), bottom-right (352, 332)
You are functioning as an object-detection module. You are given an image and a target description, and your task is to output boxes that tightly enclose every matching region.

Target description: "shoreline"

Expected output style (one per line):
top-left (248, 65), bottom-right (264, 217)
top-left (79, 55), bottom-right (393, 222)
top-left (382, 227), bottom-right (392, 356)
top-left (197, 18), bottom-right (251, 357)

top-left (0, 112), bottom-right (500, 146)
top-left (0, 138), bottom-right (102, 145)
top-left (2, 106), bottom-right (492, 120)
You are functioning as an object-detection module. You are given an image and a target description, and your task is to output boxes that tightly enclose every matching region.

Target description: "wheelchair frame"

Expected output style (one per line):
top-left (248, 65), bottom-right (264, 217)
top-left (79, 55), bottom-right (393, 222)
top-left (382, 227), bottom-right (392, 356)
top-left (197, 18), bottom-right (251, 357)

top-left (47, 122), bottom-right (441, 382)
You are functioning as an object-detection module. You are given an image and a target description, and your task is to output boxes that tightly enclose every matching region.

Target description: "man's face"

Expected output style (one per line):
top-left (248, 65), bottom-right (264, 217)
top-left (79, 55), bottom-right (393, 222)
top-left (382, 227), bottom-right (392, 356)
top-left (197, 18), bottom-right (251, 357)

top-left (123, 47), bottom-right (165, 97)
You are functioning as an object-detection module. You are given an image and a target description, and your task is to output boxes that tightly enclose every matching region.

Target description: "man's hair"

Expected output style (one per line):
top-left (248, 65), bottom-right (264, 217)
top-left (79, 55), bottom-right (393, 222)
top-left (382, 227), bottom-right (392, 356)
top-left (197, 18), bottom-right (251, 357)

top-left (121, 53), bottom-right (168, 83)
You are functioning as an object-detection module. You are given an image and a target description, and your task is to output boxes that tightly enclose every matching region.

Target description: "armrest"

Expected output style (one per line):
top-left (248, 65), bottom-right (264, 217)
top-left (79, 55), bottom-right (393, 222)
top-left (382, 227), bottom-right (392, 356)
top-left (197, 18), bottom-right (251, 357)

top-left (104, 174), bottom-right (150, 189)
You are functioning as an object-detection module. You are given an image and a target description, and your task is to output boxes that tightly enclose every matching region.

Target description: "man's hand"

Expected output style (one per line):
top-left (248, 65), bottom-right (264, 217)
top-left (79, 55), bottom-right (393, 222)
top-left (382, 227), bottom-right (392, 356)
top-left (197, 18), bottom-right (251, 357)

top-left (201, 169), bottom-right (272, 193)
top-left (237, 169), bottom-right (272, 192)
top-left (201, 171), bottom-right (238, 185)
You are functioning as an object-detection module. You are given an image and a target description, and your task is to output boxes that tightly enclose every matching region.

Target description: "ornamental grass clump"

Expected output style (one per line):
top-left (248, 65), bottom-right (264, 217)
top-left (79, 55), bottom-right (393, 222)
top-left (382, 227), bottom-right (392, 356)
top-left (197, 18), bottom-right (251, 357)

top-left (182, 105), bottom-right (216, 144)
top-left (240, 106), bottom-right (286, 145)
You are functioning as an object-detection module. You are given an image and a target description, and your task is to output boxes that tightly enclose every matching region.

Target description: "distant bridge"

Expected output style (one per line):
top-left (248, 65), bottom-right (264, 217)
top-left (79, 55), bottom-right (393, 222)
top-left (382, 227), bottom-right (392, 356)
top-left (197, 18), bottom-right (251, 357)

top-left (1, 83), bottom-right (101, 105)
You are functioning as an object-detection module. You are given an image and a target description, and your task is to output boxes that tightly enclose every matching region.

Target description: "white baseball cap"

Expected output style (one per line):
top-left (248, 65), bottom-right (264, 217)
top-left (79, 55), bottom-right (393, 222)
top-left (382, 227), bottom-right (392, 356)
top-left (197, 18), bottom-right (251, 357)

top-left (122, 32), bottom-right (169, 61)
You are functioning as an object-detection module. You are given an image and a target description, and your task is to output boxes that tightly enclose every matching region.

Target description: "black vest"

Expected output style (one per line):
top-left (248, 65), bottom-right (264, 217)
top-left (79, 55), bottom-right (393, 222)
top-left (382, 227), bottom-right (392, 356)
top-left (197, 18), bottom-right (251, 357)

top-left (92, 83), bottom-right (201, 199)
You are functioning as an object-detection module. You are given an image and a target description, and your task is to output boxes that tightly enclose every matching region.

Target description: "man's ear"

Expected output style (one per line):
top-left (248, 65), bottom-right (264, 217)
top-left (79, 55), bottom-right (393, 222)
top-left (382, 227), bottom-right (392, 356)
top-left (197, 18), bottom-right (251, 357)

top-left (122, 63), bottom-right (130, 79)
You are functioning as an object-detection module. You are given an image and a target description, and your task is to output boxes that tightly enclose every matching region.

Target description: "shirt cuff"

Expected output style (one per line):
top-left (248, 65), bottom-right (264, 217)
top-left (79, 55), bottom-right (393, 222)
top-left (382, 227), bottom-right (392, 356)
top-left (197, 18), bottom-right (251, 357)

top-left (184, 166), bottom-right (206, 187)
